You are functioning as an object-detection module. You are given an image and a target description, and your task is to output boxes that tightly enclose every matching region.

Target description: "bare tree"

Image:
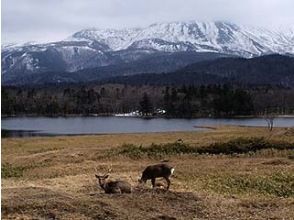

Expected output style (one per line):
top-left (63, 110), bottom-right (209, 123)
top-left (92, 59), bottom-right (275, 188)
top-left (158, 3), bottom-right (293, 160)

top-left (264, 113), bottom-right (275, 132)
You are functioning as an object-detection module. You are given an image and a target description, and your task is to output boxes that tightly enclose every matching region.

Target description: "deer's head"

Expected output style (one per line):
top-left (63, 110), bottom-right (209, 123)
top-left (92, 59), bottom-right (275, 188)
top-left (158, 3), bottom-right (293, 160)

top-left (138, 176), bottom-right (146, 184)
top-left (95, 174), bottom-right (109, 189)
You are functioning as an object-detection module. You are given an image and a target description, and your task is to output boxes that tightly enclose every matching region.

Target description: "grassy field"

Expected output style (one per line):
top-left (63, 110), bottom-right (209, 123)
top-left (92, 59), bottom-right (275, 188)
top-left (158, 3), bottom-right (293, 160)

top-left (2, 126), bottom-right (294, 219)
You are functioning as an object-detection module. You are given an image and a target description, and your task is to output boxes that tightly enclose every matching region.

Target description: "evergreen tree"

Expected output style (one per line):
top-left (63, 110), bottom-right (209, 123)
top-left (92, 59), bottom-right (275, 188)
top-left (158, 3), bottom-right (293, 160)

top-left (140, 93), bottom-right (153, 116)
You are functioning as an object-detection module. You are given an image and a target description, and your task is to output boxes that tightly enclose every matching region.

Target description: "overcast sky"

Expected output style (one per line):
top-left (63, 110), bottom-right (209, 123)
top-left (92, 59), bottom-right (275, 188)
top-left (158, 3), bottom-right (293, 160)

top-left (2, 0), bottom-right (294, 44)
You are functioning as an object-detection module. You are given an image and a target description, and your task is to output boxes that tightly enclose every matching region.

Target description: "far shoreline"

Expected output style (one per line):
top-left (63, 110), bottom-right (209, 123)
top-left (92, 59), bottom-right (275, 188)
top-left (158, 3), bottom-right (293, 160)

top-left (2, 114), bottom-right (294, 119)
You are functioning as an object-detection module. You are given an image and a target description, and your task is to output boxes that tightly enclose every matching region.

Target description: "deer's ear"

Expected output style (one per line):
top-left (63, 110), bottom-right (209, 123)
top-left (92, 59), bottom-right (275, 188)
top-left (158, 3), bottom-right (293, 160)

top-left (95, 174), bottom-right (100, 179)
top-left (104, 174), bottom-right (109, 179)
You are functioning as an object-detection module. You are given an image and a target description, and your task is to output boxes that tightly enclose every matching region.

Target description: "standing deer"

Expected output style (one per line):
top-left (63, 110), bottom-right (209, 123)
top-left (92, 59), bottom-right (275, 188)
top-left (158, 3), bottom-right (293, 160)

top-left (138, 164), bottom-right (175, 190)
top-left (95, 174), bottom-right (132, 194)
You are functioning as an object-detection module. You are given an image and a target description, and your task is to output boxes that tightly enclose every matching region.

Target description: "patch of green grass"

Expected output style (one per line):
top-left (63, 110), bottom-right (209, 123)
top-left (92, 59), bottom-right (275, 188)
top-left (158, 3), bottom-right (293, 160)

top-left (109, 138), bottom-right (294, 159)
top-left (1, 163), bottom-right (25, 178)
top-left (1, 162), bottom-right (46, 178)
top-left (203, 172), bottom-right (294, 198)
top-left (108, 142), bottom-right (196, 159)
top-left (199, 138), bottom-right (294, 155)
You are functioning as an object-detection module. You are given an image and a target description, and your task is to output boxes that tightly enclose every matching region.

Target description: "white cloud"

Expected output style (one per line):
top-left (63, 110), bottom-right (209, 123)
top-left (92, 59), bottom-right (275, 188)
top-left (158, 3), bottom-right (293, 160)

top-left (2, 0), bottom-right (294, 43)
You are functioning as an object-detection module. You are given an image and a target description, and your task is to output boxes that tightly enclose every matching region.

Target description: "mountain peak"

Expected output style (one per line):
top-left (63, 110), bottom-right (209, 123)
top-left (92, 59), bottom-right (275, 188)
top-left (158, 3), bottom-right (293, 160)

top-left (68, 21), bottom-right (293, 55)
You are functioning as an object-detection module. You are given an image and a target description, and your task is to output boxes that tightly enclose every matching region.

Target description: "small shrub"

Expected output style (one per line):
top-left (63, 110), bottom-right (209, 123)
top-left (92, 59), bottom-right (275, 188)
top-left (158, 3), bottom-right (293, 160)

top-left (2, 163), bottom-right (25, 178)
top-left (198, 138), bottom-right (293, 155)
top-left (119, 144), bottom-right (146, 158)
top-left (116, 142), bottom-right (196, 159)
top-left (262, 159), bottom-right (290, 166)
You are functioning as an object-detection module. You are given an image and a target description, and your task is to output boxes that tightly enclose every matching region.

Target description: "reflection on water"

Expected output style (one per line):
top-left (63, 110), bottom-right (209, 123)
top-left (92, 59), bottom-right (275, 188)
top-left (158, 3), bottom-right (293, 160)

top-left (2, 116), bottom-right (294, 137)
top-left (1, 129), bottom-right (43, 138)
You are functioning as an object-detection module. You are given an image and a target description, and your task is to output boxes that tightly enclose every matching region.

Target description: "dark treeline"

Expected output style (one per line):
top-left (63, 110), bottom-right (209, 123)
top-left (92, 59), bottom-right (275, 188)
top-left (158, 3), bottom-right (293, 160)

top-left (2, 84), bottom-right (294, 117)
top-left (162, 85), bottom-right (254, 117)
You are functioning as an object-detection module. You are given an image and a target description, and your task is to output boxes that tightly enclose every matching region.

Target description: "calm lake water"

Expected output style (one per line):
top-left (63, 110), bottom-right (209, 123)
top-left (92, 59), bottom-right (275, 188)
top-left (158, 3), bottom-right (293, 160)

top-left (2, 116), bottom-right (294, 137)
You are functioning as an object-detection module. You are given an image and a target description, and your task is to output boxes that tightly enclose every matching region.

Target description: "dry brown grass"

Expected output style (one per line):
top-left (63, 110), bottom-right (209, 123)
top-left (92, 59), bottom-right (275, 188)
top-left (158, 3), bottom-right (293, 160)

top-left (2, 126), bottom-right (294, 219)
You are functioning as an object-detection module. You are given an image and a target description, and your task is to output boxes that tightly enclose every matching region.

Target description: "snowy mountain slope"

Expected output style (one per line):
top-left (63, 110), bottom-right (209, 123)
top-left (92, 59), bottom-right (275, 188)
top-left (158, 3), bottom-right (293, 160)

top-left (70, 28), bottom-right (140, 51)
top-left (71, 21), bottom-right (294, 56)
top-left (1, 40), bottom-right (112, 76)
top-left (3, 52), bottom-right (231, 86)
top-left (2, 21), bottom-right (294, 84)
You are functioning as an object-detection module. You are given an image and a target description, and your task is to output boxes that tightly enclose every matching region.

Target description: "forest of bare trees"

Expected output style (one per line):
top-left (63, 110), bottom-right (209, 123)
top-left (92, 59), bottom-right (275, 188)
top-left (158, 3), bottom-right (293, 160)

top-left (2, 84), bottom-right (294, 117)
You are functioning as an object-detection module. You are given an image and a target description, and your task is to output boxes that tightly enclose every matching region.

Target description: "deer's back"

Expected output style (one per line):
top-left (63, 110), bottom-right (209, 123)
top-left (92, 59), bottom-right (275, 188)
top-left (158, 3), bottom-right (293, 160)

top-left (142, 164), bottom-right (173, 179)
top-left (105, 180), bottom-right (132, 194)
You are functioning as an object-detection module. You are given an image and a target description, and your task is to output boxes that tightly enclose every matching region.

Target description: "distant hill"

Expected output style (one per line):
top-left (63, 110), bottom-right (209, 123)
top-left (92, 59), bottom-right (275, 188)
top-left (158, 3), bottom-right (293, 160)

top-left (2, 52), bottom-right (229, 86)
top-left (103, 55), bottom-right (294, 87)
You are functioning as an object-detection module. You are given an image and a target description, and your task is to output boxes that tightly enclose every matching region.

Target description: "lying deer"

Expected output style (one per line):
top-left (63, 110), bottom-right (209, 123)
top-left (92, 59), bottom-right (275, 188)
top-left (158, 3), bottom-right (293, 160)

top-left (138, 164), bottom-right (175, 190)
top-left (95, 174), bottom-right (132, 194)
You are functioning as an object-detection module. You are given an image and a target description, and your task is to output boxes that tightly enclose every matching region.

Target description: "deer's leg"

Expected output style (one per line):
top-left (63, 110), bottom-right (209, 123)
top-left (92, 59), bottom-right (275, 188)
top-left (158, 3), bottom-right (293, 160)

top-left (164, 177), bottom-right (171, 190)
top-left (151, 178), bottom-right (156, 188)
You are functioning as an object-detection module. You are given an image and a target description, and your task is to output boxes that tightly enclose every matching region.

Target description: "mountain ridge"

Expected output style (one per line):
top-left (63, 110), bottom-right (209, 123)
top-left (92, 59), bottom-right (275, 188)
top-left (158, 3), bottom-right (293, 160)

top-left (2, 20), bottom-right (294, 85)
top-left (71, 21), bottom-right (294, 54)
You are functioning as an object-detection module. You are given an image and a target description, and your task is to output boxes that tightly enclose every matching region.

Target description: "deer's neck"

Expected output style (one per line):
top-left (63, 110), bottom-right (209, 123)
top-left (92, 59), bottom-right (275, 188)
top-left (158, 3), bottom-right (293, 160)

top-left (140, 176), bottom-right (147, 183)
top-left (98, 179), bottom-right (107, 190)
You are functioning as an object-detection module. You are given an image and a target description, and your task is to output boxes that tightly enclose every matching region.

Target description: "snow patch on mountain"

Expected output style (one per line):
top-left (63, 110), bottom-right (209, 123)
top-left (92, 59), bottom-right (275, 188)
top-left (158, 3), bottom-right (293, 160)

top-left (71, 28), bottom-right (140, 51)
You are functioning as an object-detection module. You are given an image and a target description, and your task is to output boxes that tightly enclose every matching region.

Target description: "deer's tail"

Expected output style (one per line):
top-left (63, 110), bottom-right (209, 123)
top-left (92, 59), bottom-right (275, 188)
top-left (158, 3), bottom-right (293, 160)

top-left (170, 167), bottom-right (175, 175)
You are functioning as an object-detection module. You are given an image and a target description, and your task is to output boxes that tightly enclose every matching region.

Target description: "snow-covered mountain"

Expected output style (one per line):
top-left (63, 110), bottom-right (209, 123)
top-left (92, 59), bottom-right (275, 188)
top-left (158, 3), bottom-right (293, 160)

top-left (2, 21), bottom-right (294, 84)
top-left (71, 21), bottom-right (294, 56)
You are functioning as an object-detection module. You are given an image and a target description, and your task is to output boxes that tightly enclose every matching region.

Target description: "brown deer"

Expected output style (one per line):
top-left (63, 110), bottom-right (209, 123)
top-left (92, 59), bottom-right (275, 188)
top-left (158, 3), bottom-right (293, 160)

top-left (95, 174), bottom-right (132, 194)
top-left (138, 164), bottom-right (175, 190)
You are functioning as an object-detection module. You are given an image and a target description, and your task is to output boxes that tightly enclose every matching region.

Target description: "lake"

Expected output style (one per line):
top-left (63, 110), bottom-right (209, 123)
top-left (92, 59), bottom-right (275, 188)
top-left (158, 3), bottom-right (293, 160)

top-left (2, 116), bottom-right (294, 137)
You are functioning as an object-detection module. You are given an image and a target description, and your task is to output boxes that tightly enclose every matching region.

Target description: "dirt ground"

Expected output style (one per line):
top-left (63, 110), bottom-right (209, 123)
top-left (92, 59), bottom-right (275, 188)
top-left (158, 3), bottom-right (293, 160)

top-left (2, 126), bottom-right (294, 219)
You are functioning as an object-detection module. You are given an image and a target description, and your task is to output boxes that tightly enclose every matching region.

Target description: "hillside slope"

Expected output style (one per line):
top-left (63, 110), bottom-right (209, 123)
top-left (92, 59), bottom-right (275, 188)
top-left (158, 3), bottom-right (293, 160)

top-left (104, 55), bottom-right (294, 87)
